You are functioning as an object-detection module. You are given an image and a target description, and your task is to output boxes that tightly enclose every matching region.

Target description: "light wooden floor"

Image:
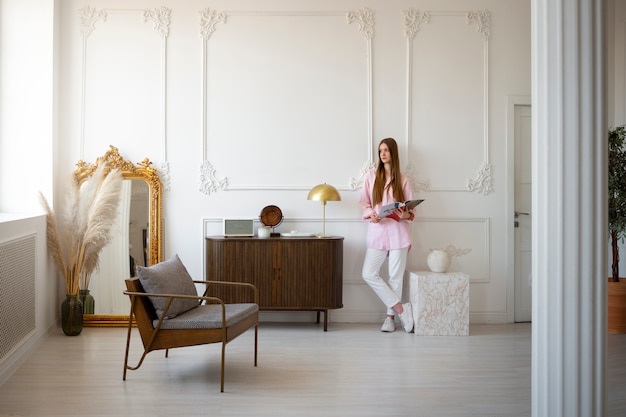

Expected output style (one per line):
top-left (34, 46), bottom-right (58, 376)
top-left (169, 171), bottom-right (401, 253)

top-left (0, 322), bottom-right (624, 417)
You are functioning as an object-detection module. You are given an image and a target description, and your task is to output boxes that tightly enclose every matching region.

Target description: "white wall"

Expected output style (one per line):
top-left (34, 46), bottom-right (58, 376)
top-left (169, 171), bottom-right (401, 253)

top-left (0, 0), bottom-right (59, 385)
top-left (54, 0), bottom-right (531, 324)
top-left (0, 0), bottom-right (55, 213)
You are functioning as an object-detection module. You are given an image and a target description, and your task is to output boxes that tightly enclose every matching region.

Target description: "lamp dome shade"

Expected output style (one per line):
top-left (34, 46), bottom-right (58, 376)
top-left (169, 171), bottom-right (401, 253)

top-left (307, 183), bottom-right (341, 202)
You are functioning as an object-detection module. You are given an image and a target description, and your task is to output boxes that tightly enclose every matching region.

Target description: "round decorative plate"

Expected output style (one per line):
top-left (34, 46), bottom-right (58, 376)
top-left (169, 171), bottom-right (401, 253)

top-left (280, 232), bottom-right (316, 238)
top-left (260, 205), bottom-right (283, 227)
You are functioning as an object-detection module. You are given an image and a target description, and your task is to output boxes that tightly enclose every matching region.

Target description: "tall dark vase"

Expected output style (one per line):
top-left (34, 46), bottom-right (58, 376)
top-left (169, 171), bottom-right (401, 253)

top-left (80, 289), bottom-right (95, 314)
top-left (61, 294), bottom-right (83, 336)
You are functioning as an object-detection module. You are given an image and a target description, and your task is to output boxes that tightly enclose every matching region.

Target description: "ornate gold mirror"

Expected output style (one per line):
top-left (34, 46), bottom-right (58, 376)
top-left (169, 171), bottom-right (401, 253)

top-left (74, 145), bottom-right (162, 326)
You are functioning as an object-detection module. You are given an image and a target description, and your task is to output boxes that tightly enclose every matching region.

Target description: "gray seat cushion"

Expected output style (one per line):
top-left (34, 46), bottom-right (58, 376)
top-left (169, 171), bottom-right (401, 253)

top-left (154, 303), bottom-right (259, 330)
top-left (136, 254), bottom-right (199, 319)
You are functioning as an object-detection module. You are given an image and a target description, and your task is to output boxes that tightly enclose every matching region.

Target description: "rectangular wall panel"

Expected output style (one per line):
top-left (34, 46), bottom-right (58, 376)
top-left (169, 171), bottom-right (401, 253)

top-left (83, 10), bottom-right (163, 159)
top-left (410, 13), bottom-right (486, 190)
top-left (204, 12), bottom-right (369, 189)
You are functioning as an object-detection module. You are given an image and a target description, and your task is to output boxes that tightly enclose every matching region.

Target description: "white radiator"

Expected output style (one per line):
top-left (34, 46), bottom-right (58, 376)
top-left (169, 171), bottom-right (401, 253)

top-left (0, 234), bottom-right (37, 361)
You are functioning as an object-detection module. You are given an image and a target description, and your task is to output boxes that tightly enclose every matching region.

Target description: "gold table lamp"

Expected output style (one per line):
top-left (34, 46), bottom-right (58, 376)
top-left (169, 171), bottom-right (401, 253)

top-left (307, 183), bottom-right (341, 238)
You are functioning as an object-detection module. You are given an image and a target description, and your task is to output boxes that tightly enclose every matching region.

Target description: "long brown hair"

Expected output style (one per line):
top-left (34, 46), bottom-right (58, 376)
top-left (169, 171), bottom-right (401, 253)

top-left (372, 138), bottom-right (405, 206)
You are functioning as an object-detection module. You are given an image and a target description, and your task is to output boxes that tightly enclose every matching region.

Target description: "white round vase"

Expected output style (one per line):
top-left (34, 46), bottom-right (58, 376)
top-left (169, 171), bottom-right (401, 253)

top-left (427, 249), bottom-right (451, 273)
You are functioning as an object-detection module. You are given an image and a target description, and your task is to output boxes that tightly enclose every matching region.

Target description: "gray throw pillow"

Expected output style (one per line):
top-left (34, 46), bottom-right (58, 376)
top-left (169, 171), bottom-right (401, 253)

top-left (136, 254), bottom-right (198, 319)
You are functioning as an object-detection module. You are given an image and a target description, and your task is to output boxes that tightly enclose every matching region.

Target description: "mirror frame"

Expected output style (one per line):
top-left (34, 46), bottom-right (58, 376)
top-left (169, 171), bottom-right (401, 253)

top-left (74, 145), bottom-right (163, 326)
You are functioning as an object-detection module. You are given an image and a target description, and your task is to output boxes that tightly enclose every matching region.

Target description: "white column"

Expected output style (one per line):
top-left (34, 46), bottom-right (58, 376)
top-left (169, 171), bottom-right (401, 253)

top-left (532, 0), bottom-right (606, 416)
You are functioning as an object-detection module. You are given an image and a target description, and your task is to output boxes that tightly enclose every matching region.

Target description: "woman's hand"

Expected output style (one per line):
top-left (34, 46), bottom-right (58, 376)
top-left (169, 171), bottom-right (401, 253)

top-left (394, 208), bottom-right (410, 220)
top-left (370, 212), bottom-right (380, 223)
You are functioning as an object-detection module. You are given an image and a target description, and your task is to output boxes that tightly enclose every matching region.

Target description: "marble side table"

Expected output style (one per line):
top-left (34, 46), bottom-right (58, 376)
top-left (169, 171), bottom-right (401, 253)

top-left (409, 271), bottom-right (469, 336)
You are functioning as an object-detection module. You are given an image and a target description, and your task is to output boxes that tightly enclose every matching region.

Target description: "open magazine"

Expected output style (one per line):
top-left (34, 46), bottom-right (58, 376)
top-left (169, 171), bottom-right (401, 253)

top-left (378, 199), bottom-right (424, 221)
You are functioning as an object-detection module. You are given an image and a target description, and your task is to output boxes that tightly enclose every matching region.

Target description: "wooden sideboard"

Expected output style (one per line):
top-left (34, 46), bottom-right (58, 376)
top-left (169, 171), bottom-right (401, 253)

top-left (205, 236), bottom-right (343, 331)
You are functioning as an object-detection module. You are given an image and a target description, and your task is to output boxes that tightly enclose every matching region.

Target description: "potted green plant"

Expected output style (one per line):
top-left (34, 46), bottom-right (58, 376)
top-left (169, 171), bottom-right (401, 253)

top-left (39, 163), bottom-right (122, 335)
top-left (608, 125), bottom-right (626, 333)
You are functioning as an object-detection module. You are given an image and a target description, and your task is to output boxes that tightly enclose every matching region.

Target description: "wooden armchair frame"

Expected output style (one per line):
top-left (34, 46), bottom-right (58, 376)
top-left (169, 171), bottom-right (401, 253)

top-left (123, 278), bottom-right (258, 392)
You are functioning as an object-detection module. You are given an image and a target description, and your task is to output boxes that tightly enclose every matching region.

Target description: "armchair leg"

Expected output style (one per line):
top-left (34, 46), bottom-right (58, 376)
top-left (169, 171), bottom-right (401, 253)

top-left (124, 340), bottom-right (151, 375)
top-left (123, 303), bottom-right (135, 381)
top-left (220, 342), bottom-right (226, 393)
top-left (254, 324), bottom-right (258, 367)
top-left (123, 301), bottom-right (154, 377)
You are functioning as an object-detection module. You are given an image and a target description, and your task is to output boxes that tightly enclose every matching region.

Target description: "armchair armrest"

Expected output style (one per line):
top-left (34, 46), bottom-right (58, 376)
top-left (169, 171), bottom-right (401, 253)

top-left (123, 290), bottom-right (225, 305)
top-left (193, 280), bottom-right (258, 304)
top-left (123, 290), bottom-right (239, 331)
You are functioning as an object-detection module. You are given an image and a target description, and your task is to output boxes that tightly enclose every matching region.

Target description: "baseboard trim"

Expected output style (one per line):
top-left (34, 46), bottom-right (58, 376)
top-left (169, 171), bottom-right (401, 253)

top-left (0, 321), bottom-right (57, 386)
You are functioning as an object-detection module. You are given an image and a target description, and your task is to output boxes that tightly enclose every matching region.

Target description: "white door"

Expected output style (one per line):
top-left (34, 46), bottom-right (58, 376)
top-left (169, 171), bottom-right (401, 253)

top-left (514, 104), bottom-right (532, 322)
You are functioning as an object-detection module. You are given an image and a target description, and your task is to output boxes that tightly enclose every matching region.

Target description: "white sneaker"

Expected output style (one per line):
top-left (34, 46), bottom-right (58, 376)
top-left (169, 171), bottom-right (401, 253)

top-left (380, 316), bottom-right (396, 332)
top-left (398, 303), bottom-right (414, 333)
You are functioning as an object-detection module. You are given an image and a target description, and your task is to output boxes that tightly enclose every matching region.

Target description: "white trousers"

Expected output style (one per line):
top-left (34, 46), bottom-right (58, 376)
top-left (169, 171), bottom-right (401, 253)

top-left (362, 247), bottom-right (408, 316)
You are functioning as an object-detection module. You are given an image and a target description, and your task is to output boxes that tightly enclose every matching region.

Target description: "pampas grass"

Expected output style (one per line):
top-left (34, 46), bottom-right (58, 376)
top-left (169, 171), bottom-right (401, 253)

top-left (39, 163), bottom-right (123, 297)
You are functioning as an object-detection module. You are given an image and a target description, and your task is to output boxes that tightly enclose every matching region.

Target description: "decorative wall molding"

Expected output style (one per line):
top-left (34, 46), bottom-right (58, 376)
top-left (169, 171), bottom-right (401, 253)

top-left (467, 161), bottom-right (493, 194)
top-left (402, 9), bottom-right (493, 194)
top-left (199, 8), bottom-right (227, 40)
top-left (78, 6), bottom-right (171, 190)
top-left (142, 7), bottom-right (171, 38)
top-left (157, 161), bottom-right (171, 193)
top-left (199, 160), bottom-right (228, 195)
top-left (79, 5), bottom-right (107, 38)
top-left (346, 8), bottom-right (375, 39)
top-left (404, 162), bottom-right (431, 192)
top-left (402, 9), bottom-right (430, 40)
top-left (465, 9), bottom-right (491, 41)
top-left (198, 8), bottom-right (374, 194)
top-left (349, 161), bottom-right (376, 191)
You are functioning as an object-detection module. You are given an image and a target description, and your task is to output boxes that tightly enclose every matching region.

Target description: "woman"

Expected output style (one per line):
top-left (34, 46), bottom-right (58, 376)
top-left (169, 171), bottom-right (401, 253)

top-left (360, 138), bottom-right (415, 333)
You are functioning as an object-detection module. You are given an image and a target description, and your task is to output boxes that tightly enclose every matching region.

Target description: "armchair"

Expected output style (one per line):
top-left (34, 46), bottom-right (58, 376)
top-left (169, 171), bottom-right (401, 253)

top-left (122, 255), bottom-right (259, 392)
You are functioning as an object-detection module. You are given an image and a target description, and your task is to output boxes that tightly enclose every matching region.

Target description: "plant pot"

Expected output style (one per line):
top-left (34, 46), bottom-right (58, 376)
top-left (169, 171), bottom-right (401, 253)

top-left (61, 294), bottom-right (83, 336)
top-left (608, 278), bottom-right (626, 334)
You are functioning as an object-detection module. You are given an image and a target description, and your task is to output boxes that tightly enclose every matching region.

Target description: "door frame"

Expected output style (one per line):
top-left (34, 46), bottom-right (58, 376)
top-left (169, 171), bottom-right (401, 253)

top-left (506, 95), bottom-right (531, 323)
